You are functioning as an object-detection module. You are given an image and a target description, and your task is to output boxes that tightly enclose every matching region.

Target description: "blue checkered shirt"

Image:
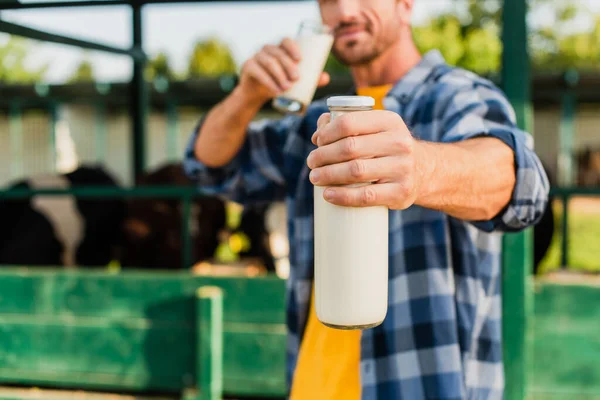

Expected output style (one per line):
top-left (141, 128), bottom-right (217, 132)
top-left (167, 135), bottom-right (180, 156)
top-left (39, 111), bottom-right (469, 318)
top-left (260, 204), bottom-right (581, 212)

top-left (183, 50), bottom-right (549, 400)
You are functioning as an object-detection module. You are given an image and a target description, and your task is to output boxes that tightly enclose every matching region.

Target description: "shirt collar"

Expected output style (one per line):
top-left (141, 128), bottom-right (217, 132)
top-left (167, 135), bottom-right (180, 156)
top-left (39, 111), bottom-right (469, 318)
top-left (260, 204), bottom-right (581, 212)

top-left (386, 49), bottom-right (447, 105)
top-left (343, 49), bottom-right (447, 107)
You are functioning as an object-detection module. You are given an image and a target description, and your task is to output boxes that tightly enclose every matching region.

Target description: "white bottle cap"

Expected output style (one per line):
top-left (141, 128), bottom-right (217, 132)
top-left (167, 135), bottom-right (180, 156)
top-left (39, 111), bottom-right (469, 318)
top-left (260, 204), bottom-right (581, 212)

top-left (327, 96), bottom-right (375, 108)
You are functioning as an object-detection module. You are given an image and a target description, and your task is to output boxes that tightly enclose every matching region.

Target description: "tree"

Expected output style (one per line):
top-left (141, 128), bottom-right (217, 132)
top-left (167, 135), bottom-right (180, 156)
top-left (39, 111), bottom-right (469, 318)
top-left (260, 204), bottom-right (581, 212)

top-left (146, 51), bottom-right (175, 81)
top-left (187, 37), bottom-right (237, 78)
top-left (412, 0), bottom-right (596, 75)
top-left (67, 57), bottom-right (95, 83)
top-left (0, 36), bottom-right (48, 83)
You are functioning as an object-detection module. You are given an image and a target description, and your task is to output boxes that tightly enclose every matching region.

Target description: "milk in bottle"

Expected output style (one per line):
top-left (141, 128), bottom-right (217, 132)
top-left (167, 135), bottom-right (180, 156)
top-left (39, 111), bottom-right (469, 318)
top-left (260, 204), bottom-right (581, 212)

top-left (313, 96), bottom-right (389, 330)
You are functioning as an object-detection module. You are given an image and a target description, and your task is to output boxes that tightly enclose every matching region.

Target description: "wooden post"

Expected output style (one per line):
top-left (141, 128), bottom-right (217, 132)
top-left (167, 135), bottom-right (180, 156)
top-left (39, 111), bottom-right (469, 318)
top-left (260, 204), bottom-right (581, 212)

top-left (196, 286), bottom-right (223, 400)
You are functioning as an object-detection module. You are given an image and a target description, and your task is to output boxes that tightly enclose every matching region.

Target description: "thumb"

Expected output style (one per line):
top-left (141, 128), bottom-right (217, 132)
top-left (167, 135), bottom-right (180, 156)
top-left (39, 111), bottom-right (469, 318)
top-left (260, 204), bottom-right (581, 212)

top-left (317, 72), bottom-right (330, 87)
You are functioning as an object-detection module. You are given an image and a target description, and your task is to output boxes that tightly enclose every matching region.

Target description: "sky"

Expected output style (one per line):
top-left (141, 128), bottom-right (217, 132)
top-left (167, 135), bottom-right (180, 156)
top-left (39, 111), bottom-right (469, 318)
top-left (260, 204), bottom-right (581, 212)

top-left (0, 0), bottom-right (599, 83)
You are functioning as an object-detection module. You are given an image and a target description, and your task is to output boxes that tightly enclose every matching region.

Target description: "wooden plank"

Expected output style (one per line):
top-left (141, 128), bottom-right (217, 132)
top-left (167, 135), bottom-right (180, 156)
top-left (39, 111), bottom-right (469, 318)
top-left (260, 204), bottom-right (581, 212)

top-left (196, 287), bottom-right (223, 400)
top-left (0, 268), bottom-right (286, 324)
top-left (0, 387), bottom-right (175, 400)
top-left (0, 320), bottom-right (286, 395)
top-left (0, 269), bottom-right (288, 397)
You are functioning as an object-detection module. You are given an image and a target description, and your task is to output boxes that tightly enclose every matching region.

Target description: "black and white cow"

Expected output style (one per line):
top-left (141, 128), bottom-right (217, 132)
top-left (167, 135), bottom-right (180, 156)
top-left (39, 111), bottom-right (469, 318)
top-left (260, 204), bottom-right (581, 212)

top-left (116, 163), bottom-right (228, 270)
top-left (0, 165), bottom-right (126, 267)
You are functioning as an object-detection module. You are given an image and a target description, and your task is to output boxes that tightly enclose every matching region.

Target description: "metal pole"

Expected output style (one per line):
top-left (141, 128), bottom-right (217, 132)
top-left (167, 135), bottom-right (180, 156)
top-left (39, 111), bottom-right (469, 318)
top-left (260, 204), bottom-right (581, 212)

top-left (559, 91), bottom-right (576, 187)
top-left (95, 102), bottom-right (108, 163)
top-left (501, 0), bottom-right (532, 398)
top-left (181, 194), bottom-right (193, 270)
top-left (9, 101), bottom-right (23, 180)
top-left (0, 20), bottom-right (144, 60)
top-left (167, 99), bottom-right (179, 161)
top-left (561, 195), bottom-right (569, 268)
top-left (131, 3), bottom-right (148, 182)
top-left (49, 101), bottom-right (59, 173)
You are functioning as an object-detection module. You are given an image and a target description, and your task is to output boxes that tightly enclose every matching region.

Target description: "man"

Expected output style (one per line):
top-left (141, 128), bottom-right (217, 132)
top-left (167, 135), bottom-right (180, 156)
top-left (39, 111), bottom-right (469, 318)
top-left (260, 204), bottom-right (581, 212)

top-left (183, 0), bottom-right (549, 398)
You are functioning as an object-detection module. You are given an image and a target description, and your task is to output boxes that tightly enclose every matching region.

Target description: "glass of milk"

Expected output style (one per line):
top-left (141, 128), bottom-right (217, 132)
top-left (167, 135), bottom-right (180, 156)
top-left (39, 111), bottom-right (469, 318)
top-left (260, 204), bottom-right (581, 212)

top-left (314, 96), bottom-right (389, 330)
top-left (272, 21), bottom-right (334, 115)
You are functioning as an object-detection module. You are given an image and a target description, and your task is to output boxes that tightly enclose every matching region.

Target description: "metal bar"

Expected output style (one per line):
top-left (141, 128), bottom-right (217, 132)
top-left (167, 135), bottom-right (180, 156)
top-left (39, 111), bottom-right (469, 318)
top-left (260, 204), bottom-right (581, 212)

top-left (130, 3), bottom-right (148, 182)
top-left (558, 91), bottom-right (576, 186)
top-left (561, 195), bottom-right (569, 268)
top-left (0, 186), bottom-right (205, 198)
top-left (95, 102), bottom-right (108, 162)
top-left (181, 194), bottom-right (193, 269)
top-left (501, 0), bottom-right (531, 398)
top-left (0, 1), bottom-right (130, 10)
top-left (167, 99), bottom-right (179, 161)
top-left (550, 186), bottom-right (600, 196)
top-left (0, 0), bottom-right (296, 10)
top-left (196, 286), bottom-right (224, 400)
top-left (8, 100), bottom-right (23, 180)
top-left (0, 20), bottom-right (144, 60)
top-left (49, 101), bottom-right (59, 173)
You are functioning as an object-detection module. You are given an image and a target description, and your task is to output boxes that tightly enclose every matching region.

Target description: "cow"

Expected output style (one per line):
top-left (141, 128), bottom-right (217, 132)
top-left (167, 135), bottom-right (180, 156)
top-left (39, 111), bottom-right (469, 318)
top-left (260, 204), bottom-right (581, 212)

top-left (576, 147), bottom-right (600, 187)
top-left (115, 163), bottom-right (227, 270)
top-left (0, 165), bottom-right (126, 268)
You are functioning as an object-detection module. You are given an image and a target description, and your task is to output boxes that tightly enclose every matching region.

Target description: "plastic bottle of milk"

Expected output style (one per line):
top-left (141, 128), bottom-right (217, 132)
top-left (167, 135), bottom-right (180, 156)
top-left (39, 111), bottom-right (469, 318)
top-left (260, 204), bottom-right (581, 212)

top-left (314, 96), bottom-right (389, 330)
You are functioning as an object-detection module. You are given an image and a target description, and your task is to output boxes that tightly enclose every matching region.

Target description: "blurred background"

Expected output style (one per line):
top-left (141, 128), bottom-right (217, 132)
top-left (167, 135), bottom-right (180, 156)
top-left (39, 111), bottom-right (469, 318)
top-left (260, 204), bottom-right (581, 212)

top-left (0, 1), bottom-right (598, 399)
top-left (1, 0), bottom-right (600, 272)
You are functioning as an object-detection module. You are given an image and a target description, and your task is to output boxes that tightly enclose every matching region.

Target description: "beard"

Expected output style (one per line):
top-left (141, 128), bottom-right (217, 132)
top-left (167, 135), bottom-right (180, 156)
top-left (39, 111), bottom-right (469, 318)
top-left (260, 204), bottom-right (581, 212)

top-left (331, 21), bottom-right (400, 67)
top-left (332, 42), bottom-right (382, 66)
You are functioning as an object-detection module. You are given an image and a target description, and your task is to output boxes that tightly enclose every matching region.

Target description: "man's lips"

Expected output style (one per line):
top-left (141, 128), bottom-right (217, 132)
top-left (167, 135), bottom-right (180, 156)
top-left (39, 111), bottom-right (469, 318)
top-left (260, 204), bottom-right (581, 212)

top-left (335, 27), bottom-right (366, 40)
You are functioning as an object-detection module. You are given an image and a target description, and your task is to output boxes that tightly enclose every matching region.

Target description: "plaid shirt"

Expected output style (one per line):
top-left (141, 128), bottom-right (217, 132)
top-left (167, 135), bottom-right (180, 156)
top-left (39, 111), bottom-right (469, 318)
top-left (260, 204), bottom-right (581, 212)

top-left (183, 50), bottom-right (549, 400)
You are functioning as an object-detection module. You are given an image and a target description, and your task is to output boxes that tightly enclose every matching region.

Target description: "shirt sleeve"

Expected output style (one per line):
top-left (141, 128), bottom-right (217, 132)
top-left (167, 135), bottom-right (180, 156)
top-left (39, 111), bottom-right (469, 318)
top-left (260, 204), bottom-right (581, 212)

top-left (183, 114), bottom-right (301, 206)
top-left (439, 80), bottom-right (550, 233)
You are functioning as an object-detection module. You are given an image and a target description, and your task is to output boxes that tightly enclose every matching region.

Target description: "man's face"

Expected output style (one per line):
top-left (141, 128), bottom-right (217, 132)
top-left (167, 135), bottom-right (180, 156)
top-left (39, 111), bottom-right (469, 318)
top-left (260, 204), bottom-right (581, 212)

top-left (318, 0), bottom-right (411, 66)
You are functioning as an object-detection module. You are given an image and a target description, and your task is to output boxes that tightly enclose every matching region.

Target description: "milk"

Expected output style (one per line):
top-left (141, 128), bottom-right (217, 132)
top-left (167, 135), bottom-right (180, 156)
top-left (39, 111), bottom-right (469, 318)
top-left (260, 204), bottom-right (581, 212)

top-left (272, 25), bottom-right (333, 114)
top-left (313, 97), bottom-right (389, 330)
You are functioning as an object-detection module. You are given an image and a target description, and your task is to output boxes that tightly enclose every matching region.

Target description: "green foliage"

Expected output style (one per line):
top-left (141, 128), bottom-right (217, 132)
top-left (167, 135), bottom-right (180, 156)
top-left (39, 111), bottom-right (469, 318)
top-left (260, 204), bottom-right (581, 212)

top-left (187, 37), bottom-right (237, 78)
top-left (324, 53), bottom-right (349, 76)
top-left (413, 15), bottom-right (466, 67)
top-left (145, 51), bottom-right (176, 81)
top-left (0, 36), bottom-right (48, 84)
top-left (414, 0), bottom-right (600, 74)
top-left (67, 57), bottom-right (94, 83)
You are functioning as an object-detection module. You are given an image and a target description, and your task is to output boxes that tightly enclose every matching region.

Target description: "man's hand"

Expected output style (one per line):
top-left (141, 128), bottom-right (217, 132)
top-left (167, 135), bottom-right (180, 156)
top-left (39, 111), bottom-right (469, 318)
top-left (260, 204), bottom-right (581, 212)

top-left (238, 38), bottom-right (330, 105)
top-left (306, 110), bottom-right (428, 209)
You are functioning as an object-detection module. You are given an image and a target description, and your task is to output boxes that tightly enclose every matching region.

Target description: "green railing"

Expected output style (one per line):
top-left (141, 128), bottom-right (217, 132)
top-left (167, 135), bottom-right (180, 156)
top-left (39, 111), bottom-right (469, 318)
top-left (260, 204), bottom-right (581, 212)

top-left (550, 186), bottom-right (600, 269)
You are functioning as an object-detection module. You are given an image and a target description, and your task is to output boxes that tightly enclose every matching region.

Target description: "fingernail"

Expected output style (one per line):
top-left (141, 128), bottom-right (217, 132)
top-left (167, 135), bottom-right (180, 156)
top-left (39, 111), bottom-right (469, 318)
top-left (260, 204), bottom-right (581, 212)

top-left (306, 152), bottom-right (314, 168)
top-left (310, 170), bottom-right (320, 183)
top-left (324, 188), bottom-right (335, 200)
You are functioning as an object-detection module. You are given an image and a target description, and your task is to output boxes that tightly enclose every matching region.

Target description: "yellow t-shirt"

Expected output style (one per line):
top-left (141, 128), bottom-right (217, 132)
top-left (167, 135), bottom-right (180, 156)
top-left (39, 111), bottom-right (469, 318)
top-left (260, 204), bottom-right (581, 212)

top-left (289, 84), bottom-right (393, 400)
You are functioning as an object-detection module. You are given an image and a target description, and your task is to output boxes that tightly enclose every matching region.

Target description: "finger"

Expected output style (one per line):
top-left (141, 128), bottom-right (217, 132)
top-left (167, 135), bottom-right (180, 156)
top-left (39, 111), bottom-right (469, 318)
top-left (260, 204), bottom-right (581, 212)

top-left (322, 183), bottom-right (398, 208)
top-left (264, 45), bottom-right (299, 81)
top-left (317, 72), bottom-right (330, 87)
top-left (307, 132), bottom-right (393, 169)
top-left (246, 60), bottom-right (282, 94)
top-left (309, 157), bottom-right (402, 186)
top-left (315, 113), bottom-right (331, 132)
top-left (314, 110), bottom-right (403, 147)
top-left (280, 37), bottom-right (302, 61)
top-left (256, 52), bottom-right (291, 91)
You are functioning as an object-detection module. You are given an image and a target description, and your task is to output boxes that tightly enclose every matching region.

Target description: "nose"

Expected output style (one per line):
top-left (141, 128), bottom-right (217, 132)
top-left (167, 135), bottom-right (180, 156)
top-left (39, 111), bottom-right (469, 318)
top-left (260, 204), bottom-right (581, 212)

top-left (336, 0), bottom-right (360, 22)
